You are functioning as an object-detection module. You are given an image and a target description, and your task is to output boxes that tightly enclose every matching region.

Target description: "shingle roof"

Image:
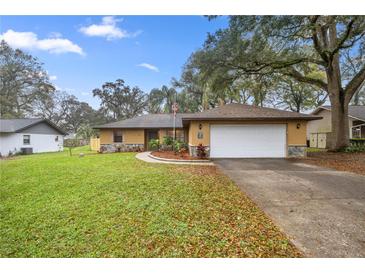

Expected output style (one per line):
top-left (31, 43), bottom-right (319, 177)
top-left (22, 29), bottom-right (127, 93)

top-left (93, 113), bottom-right (187, 129)
top-left (94, 104), bottom-right (320, 129)
top-left (0, 118), bottom-right (66, 134)
top-left (181, 103), bottom-right (321, 121)
top-left (319, 105), bottom-right (365, 121)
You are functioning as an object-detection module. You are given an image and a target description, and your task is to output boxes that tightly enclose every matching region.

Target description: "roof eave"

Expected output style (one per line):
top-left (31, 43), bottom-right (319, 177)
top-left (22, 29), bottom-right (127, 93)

top-left (182, 116), bottom-right (322, 121)
top-left (311, 106), bottom-right (365, 122)
top-left (93, 126), bottom-right (185, 129)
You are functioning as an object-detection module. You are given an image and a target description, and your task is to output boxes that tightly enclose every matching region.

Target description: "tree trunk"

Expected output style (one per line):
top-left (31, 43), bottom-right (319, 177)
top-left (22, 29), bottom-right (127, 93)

top-left (326, 21), bottom-right (350, 150)
top-left (329, 94), bottom-right (349, 150)
top-left (326, 59), bottom-right (349, 149)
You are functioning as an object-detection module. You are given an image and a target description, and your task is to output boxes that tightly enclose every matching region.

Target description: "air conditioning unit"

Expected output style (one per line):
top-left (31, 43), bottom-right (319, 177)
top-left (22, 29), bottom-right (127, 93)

top-left (20, 147), bottom-right (33, 155)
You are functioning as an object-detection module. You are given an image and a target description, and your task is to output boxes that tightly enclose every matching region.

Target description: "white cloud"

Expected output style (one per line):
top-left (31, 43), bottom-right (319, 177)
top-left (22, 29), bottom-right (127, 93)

top-left (81, 92), bottom-right (90, 96)
top-left (0, 29), bottom-right (84, 55)
top-left (49, 75), bottom-right (57, 81)
top-left (137, 63), bottom-right (159, 72)
top-left (79, 16), bottom-right (141, 41)
top-left (49, 32), bottom-right (62, 38)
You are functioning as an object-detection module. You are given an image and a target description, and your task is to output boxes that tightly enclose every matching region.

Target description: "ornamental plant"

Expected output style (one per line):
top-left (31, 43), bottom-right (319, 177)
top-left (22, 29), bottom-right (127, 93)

top-left (196, 143), bottom-right (207, 158)
top-left (148, 139), bottom-right (160, 151)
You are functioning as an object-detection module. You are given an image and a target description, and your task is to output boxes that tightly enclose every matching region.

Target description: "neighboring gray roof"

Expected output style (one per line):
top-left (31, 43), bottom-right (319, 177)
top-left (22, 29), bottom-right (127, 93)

top-left (0, 118), bottom-right (66, 134)
top-left (317, 105), bottom-right (365, 121)
top-left (93, 114), bottom-right (188, 129)
top-left (182, 103), bottom-right (321, 121)
top-left (94, 104), bottom-right (320, 129)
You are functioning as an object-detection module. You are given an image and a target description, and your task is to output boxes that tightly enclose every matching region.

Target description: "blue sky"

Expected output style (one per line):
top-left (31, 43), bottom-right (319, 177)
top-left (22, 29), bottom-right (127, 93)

top-left (0, 16), bottom-right (228, 108)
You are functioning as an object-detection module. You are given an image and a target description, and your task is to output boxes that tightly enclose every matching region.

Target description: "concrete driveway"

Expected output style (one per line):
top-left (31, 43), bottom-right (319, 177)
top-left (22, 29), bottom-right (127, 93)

top-left (214, 158), bottom-right (365, 257)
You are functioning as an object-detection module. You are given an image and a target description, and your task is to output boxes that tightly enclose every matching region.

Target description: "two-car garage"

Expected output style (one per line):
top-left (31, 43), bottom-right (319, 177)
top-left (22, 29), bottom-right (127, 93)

top-left (210, 124), bottom-right (287, 158)
top-left (182, 103), bottom-right (320, 158)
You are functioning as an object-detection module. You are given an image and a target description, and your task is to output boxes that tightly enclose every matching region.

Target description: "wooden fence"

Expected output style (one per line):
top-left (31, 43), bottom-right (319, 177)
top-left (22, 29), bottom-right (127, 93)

top-left (90, 137), bottom-right (100, 151)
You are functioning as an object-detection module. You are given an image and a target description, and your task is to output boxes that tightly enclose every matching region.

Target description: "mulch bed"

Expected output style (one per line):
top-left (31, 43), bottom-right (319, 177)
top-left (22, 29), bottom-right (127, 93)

top-left (291, 151), bottom-right (365, 176)
top-left (151, 150), bottom-right (204, 161)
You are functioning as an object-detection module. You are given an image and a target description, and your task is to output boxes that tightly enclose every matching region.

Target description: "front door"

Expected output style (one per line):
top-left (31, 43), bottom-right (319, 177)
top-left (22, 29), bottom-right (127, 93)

top-left (146, 130), bottom-right (159, 150)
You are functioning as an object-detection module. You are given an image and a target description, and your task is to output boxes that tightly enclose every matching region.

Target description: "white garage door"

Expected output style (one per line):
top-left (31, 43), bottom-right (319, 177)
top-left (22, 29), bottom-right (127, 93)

top-left (210, 124), bottom-right (286, 158)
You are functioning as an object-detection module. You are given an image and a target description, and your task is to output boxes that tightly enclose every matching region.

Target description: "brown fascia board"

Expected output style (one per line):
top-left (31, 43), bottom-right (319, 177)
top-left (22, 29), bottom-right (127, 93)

top-left (93, 126), bottom-right (185, 129)
top-left (182, 116), bottom-right (322, 122)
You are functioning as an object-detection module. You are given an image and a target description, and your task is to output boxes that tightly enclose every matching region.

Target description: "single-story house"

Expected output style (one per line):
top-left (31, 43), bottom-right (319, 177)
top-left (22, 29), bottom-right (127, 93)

top-left (93, 103), bottom-right (320, 158)
top-left (0, 118), bottom-right (66, 157)
top-left (307, 105), bottom-right (365, 148)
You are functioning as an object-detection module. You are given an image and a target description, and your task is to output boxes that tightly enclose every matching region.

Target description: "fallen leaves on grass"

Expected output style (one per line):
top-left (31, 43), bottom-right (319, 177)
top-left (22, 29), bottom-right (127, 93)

top-left (292, 151), bottom-right (365, 175)
top-left (0, 151), bottom-right (301, 257)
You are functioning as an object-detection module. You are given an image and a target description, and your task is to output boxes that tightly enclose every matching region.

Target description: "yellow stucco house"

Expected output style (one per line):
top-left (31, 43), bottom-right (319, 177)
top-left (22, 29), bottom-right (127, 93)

top-left (93, 103), bottom-right (321, 158)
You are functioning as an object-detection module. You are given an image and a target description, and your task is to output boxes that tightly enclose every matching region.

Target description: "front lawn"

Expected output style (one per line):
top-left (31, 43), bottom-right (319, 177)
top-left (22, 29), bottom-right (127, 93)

top-left (0, 148), bottom-right (300, 257)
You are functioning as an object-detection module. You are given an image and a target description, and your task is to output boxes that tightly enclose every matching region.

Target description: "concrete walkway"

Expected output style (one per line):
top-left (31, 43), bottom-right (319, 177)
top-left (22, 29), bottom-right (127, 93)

top-left (136, 151), bottom-right (214, 166)
top-left (214, 158), bottom-right (365, 258)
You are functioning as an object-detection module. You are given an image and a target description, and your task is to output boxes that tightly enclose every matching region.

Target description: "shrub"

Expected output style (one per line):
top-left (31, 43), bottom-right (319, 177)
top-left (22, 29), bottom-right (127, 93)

top-left (341, 143), bottom-right (365, 153)
top-left (7, 150), bottom-right (23, 157)
top-left (163, 136), bottom-right (174, 146)
top-left (149, 139), bottom-right (160, 150)
top-left (350, 138), bottom-right (365, 146)
top-left (173, 141), bottom-right (188, 154)
top-left (196, 143), bottom-right (207, 158)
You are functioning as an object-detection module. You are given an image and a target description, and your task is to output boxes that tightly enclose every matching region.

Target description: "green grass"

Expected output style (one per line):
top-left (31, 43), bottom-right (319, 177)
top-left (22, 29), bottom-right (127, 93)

top-left (305, 147), bottom-right (326, 153)
top-left (0, 149), bottom-right (300, 257)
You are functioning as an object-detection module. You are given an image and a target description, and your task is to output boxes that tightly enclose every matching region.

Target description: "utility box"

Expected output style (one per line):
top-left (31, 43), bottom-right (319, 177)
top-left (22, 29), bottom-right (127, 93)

top-left (310, 132), bottom-right (330, 149)
top-left (310, 133), bottom-right (318, 148)
top-left (317, 133), bottom-right (327, 149)
top-left (20, 147), bottom-right (33, 155)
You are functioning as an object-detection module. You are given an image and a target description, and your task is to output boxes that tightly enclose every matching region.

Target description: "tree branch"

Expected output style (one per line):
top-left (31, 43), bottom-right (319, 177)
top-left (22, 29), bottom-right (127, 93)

top-left (309, 16), bottom-right (329, 64)
top-left (282, 67), bottom-right (328, 91)
top-left (335, 19), bottom-right (354, 50)
top-left (344, 63), bottom-right (365, 102)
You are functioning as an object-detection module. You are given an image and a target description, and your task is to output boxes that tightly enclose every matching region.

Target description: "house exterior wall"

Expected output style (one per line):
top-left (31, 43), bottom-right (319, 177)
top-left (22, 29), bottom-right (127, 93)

top-left (99, 128), bottom-right (188, 146)
top-left (98, 128), bottom-right (145, 152)
top-left (0, 132), bottom-right (63, 156)
top-left (307, 108), bottom-right (354, 140)
top-left (188, 121), bottom-right (210, 146)
top-left (307, 109), bottom-right (332, 139)
top-left (123, 129), bottom-right (144, 144)
top-left (97, 119), bottom-right (309, 157)
top-left (287, 121), bottom-right (307, 145)
top-left (99, 129), bottom-right (113, 144)
top-left (99, 129), bottom-right (144, 144)
top-left (187, 120), bottom-right (308, 157)
top-left (188, 120), bottom-right (307, 146)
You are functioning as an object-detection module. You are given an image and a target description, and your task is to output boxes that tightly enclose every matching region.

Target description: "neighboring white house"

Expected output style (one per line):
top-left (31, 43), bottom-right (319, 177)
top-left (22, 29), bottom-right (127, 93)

top-left (307, 105), bottom-right (365, 148)
top-left (0, 118), bottom-right (65, 157)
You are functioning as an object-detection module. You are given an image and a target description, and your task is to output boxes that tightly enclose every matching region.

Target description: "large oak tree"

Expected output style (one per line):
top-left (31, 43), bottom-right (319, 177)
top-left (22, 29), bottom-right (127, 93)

top-left (201, 16), bottom-right (365, 149)
top-left (92, 79), bottom-right (146, 120)
top-left (0, 40), bottom-right (54, 118)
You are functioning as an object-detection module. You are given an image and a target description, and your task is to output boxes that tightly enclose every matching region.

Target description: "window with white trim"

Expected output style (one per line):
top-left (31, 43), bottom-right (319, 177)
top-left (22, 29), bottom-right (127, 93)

top-left (23, 135), bottom-right (30, 145)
